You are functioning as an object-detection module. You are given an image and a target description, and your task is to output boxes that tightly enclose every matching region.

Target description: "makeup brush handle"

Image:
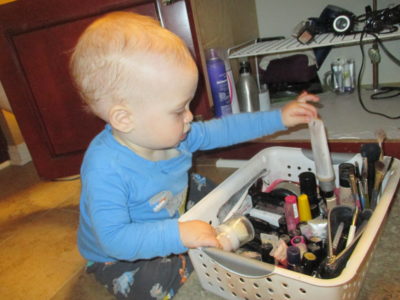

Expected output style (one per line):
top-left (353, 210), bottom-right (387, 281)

top-left (346, 225), bottom-right (356, 248)
top-left (370, 189), bottom-right (379, 210)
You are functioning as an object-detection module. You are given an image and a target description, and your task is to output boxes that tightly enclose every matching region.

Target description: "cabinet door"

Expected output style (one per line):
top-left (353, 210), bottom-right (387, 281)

top-left (0, 0), bottom-right (210, 179)
top-left (0, 126), bottom-right (9, 164)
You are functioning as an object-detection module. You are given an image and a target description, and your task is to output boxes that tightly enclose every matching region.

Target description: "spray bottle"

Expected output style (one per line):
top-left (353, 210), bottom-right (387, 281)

top-left (206, 48), bottom-right (232, 117)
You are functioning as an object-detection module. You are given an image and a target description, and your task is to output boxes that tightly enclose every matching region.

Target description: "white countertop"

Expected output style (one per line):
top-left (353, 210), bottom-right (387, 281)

top-left (267, 89), bottom-right (400, 141)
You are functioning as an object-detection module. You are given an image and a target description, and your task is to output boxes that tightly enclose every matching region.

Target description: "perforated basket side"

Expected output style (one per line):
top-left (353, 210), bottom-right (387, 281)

top-left (189, 239), bottom-right (379, 300)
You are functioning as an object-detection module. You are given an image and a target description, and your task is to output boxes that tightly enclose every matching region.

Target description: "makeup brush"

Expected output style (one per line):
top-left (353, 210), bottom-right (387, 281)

top-left (360, 143), bottom-right (381, 200)
top-left (346, 207), bottom-right (358, 248)
top-left (370, 160), bottom-right (386, 210)
top-left (375, 129), bottom-right (386, 161)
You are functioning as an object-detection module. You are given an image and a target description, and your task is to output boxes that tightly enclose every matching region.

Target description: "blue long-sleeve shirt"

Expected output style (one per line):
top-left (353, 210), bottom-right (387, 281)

top-left (77, 110), bottom-right (286, 262)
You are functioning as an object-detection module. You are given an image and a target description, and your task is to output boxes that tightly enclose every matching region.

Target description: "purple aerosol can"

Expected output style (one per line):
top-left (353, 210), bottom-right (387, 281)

top-left (206, 48), bottom-right (232, 117)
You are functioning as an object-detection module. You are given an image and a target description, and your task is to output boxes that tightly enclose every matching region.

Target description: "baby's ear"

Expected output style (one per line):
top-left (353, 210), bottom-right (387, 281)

top-left (108, 104), bottom-right (134, 133)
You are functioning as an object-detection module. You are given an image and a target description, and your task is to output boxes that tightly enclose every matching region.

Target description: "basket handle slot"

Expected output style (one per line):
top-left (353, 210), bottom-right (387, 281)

top-left (203, 247), bottom-right (274, 277)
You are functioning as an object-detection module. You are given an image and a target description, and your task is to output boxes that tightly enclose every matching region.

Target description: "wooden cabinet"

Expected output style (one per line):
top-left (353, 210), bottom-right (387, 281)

top-left (2, 0), bottom-right (397, 179)
top-left (0, 126), bottom-right (8, 164)
top-left (0, 0), bottom-right (211, 178)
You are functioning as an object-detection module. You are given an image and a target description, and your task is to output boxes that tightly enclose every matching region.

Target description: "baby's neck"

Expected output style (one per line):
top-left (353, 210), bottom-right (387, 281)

top-left (113, 133), bottom-right (179, 161)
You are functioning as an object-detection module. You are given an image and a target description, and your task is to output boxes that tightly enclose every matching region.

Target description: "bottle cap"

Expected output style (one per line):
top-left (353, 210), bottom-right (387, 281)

top-left (302, 252), bottom-right (317, 275)
top-left (206, 48), bottom-right (220, 60)
top-left (303, 251), bottom-right (317, 262)
top-left (287, 246), bottom-right (301, 265)
top-left (299, 172), bottom-right (318, 204)
top-left (298, 194), bottom-right (312, 222)
top-left (291, 235), bottom-right (305, 246)
top-left (307, 242), bottom-right (322, 256)
top-left (239, 60), bottom-right (251, 73)
top-left (284, 195), bottom-right (297, 204)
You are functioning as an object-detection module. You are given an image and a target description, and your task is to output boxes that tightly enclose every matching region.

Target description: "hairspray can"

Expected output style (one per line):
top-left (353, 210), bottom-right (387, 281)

top-left (206, 48), bottom-right (232, 118)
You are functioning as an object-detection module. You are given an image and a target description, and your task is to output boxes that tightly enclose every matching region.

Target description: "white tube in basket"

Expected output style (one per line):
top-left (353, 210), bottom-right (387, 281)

top-left (249, 208), bottom-right (282, 227)
top-left (308, 119), bottom-right (335, 194)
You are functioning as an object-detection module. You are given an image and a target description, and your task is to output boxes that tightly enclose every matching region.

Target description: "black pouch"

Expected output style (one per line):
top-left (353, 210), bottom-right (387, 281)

top-left (259, 54), bottom-right (323, 98)
top-left (317, 205), bottom-right (372, 279)
top-left (263, 54), bottom-right (317, 84)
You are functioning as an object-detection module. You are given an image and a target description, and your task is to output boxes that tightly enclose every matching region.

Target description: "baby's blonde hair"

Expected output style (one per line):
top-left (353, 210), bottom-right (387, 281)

top-left (70, 11), bottom-right (195, 119)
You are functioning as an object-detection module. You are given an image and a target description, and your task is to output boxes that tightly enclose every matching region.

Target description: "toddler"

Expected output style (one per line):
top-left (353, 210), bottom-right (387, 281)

top-left (70, 11), bottom-right (319, 300)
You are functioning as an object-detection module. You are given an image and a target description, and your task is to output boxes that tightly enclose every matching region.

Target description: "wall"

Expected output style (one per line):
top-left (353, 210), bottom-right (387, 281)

top-left (255, 0), bottom-right (400, 85)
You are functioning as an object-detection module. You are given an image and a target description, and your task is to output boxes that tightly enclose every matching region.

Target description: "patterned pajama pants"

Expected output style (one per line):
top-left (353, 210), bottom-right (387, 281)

top-left (86, 173), bottom-right (216, 300)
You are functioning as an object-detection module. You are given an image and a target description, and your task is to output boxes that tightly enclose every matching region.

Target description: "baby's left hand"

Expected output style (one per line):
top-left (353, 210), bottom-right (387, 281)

top-left (281, 91), bottom-right (319, 127)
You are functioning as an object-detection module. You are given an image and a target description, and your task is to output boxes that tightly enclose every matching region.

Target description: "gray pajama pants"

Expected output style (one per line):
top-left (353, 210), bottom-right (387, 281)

top-left (86, 173), bottom-right (216, 300)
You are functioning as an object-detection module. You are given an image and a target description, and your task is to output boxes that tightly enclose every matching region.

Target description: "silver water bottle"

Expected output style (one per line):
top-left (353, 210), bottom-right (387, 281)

top-left (236, 60), bottom-right (259, 112)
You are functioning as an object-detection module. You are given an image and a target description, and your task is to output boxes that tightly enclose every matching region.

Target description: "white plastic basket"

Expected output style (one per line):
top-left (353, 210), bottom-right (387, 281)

top-left (180, 147), bottom-right (400, 300)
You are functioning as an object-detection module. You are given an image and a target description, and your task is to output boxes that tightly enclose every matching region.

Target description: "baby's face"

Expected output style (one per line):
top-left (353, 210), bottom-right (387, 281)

top-left (125, 58), bottom-right (198, 151)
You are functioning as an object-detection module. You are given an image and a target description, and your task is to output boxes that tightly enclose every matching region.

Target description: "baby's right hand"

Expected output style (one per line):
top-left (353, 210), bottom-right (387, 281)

top-left (179, 220), bottom-right (221, 249)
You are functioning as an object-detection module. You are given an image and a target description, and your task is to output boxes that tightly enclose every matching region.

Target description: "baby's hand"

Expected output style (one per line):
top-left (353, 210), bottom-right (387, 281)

top-left (281, 91), bottom-right (319, 127)
top-left (179, 220), bottom-right (221, 249)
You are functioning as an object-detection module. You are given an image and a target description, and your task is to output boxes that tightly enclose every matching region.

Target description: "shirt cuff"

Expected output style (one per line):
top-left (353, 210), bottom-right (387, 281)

top-left (167, 218), bottom-right (188, 254)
